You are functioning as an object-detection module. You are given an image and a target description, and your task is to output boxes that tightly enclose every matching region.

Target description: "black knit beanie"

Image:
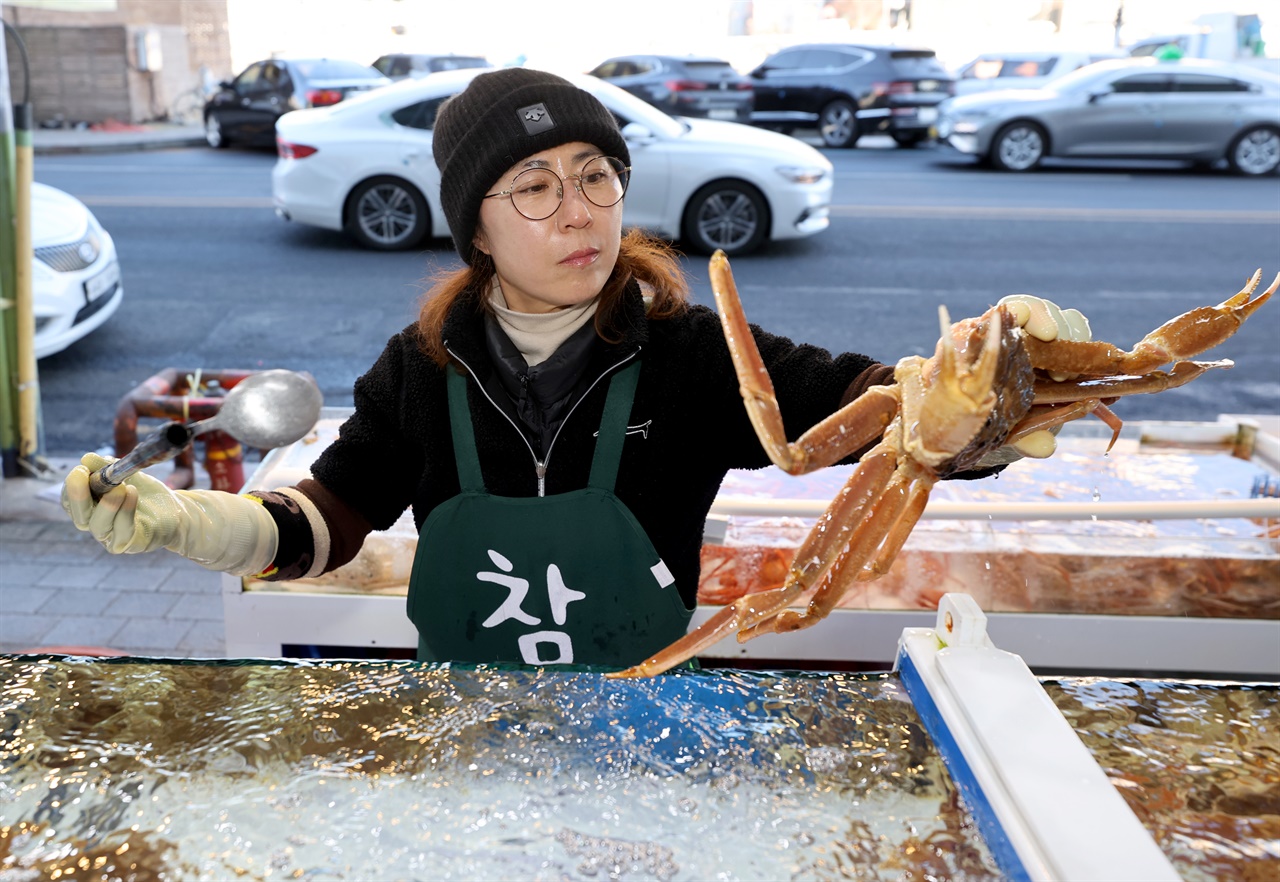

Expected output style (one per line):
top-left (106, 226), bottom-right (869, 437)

top-left (432, 68), bottom-right (630, 264)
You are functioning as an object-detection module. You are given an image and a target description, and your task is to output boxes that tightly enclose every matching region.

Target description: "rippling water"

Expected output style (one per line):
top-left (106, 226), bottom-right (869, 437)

top-left (0, 658), bottom-right (1000, 880)
top-left (1046, 678), bottom-right (1280, 882)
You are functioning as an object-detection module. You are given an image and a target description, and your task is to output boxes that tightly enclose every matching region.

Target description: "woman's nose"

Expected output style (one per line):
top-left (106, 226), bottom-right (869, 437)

top-left (557, 178), bottom-right (593, 226)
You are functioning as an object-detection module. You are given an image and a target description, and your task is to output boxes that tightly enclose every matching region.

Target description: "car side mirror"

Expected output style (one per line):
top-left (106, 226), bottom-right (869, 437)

top-left (750, 66), bottom-right (768, 78)
top-left (219, 80), bottom-right (234, 90)
top-left (620, 122), bottom-right (654, 144)
top-left (1087, 89), bottom-right (1110, 103)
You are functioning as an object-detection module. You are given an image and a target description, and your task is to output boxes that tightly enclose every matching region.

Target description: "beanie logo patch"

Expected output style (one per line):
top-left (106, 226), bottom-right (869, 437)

top-left (518, 103), bottom-right (556, 136)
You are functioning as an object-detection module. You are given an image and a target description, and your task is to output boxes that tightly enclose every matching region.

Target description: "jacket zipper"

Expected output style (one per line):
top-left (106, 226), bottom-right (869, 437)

top-left (445, 343), bottom-right (640, 497)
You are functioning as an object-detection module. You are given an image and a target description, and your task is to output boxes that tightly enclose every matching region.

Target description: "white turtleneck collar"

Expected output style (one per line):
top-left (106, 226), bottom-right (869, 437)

top-left (488, 278), bottom-right (599, 367)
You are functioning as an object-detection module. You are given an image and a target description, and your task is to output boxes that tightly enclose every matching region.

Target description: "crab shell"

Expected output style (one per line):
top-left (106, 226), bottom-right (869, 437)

top-left (929, 305), bottom-right (1037, 479)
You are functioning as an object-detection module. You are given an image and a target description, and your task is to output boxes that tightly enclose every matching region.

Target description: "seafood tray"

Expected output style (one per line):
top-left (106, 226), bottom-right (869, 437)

top-left (223, 412), bottom-right (1279, 674)
top-left (702, 417), bottom-right (1279, 619)
top-left (7, 598), bottom-right (1268, 881)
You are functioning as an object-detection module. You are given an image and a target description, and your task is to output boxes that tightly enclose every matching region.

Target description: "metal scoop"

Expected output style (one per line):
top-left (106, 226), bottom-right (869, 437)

top-left (88, 369), bottom-right (323, 500)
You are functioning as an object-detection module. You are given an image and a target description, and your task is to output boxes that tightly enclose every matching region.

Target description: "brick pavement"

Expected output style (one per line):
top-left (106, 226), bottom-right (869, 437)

top-left (0, 459), bottom-right (225, 658)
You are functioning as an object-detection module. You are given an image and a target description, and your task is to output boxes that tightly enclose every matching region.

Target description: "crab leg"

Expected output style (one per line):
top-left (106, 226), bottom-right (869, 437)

top-left (747, 468), bottom-right (934, 639)
top-left (1031, 359), bottom-right (1233, 404)
top-left (710, 250), bottom-right (895, 474)
top-left (607, 446), bottom-right (900, 678)
top-left (1022, 271), bottom-right (1275, 377)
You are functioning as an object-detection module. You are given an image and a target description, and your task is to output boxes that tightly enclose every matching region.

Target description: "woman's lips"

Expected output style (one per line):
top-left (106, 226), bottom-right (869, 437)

top-left (560, 248), bottom-right (599, 267)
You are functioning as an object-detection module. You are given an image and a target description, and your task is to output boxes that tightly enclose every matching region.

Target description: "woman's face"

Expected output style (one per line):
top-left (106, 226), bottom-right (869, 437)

top-left (473, 141), bottom-right (623, 314)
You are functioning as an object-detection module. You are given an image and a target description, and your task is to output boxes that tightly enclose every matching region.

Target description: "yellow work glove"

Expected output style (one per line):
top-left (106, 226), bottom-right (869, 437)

top-left (985, 294), bottom-right (1094, 463)
top-left (61, 453), bottom-right (278, 576)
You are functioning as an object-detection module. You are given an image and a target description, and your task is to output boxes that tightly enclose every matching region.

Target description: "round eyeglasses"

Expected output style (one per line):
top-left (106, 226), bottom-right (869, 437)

top-left (483, 155), bottom-right (630, 221)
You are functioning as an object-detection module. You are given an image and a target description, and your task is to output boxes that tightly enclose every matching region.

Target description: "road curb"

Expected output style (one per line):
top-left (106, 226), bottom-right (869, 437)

top-left (34, 136), bottom-right (209, 156)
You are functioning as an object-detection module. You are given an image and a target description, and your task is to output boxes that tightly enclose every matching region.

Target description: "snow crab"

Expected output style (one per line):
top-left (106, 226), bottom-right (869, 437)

top-left (611, 254), bottom-right (1275, 678)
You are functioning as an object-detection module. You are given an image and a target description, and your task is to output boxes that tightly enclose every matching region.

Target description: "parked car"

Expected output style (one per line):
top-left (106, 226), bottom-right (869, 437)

top-left (203, 58), bottom-right (391, 148)
top-left (272, 69), bottom-right (832, 256)
top-left (935, 57), bottom-right (1280, 175)
top-left (372, 53), bottom-right (492, 81)
top-left (31, 183), bottom-right (123, 359)
top-left (586, 55), bottom-right (753, 124)
top-left (953, 50), bottom-right (1123, 95)
top-left (747, 42), bottom-right (954, 148)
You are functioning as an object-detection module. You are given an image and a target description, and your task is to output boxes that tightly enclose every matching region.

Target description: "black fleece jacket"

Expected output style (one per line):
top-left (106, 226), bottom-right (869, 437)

top-left (304, 280), bottom-right (883, 608)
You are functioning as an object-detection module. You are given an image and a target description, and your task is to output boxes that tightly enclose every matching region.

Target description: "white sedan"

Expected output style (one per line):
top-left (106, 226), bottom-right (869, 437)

top-left (272, 69), bottom-right (833, 256)
top-left (32, 182), bottom-right (123, 359)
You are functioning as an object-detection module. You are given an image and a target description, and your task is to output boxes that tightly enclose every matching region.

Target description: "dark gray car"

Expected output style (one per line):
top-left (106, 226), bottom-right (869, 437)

top-left (204, 58), bottom-right (390, 148)
top-left (936, 57), bottom-right (1280, 175)
top-left (748, 43), bottom-right (954, 148)
top-left (587, 55), bottom-right (753, 124)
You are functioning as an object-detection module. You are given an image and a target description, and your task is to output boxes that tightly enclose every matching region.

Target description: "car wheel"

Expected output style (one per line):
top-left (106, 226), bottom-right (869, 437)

top-left (681, 180), bottom-right (770, 257)
top-left (205, 113), bottom-right (229, 149)
top-left (345, 176), bottom-right (430, 250)
top-left (818, 99), bottom-right (859, 148)
top-left (892, 133), bottom-right (927, 148)
top-left (990, 121), bottom-right (1046, 171)
top-left (1227, 126), bottom-right (1280, 176)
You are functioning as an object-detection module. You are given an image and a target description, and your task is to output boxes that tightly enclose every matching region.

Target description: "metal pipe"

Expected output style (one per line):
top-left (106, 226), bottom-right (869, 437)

top-left (13, 97), bottom-right (39, 474)
top-left (710, 496), bottom-right (1280, 522)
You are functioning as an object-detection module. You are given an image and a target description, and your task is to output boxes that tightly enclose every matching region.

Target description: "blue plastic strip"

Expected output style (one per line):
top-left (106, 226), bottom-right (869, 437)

top-left (898, 650), bottom-right (1032, 882)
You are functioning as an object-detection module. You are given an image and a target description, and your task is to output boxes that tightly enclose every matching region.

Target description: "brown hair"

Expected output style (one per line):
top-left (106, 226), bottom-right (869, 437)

top-left (414, 229), bottom-right (690, 367)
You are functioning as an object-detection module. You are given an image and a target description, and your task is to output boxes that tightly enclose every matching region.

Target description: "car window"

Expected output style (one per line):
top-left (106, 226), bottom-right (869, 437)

top-left (233, 62), bottom-right (264, 94)
top-left (261, 62), bottom-right (289, 91)
top-left (1111, 73), bottom-right (1172, 93)
top-left (760, 49), bottom-right (808, 71)
top-left (372, 56), bottom-right (396, 76)
top-left (292, 59), bottom-right (383, 80)
top-left (590, 61), bottom-right (620, 78)
top-left (390, 96), bottom-right (450, 130)
top-left (965, 57), bottom-right (1050, 79)
top-left (685, 61), bottom-right (736, 78)
top-left (804, 49), bottom-right (856, 71)
top-left (632, 60), bottom-right (654, 75)
top-left (888, 51), bottom-right (948, 77)
top-left (431, 57), bottom-right (490, 72)
top-left (1172, 74), bottom-right (1249, 92)
top-left (964, 59), bottom-right (1001, 79)
top-left (1004, 58), bottom-right (1055, 77)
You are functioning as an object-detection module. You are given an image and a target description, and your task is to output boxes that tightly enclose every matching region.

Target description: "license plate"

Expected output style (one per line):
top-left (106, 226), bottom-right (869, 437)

top-left (83, 261), bottom-right (120, 303)
top-left (917, 107), bottom-right (938, 124)
top-left (708, 108), bottom-right (738, 120)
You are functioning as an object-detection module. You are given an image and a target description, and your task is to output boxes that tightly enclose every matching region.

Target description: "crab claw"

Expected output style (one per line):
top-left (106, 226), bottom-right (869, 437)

top-left (1124, 269), bottom-right (1276, 371)
top-left (912, 306), bottom-right (1003, 460)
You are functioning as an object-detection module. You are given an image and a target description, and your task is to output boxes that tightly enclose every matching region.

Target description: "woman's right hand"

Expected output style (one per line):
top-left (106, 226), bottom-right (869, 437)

top-left (62, 453), bottom-right (279, 574)
top-left (61, 453), bottom-right (185, 554)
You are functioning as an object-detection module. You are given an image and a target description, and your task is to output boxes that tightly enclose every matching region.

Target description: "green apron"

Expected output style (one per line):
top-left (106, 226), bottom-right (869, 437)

top-left (407, 362), bottom-right (692, 667)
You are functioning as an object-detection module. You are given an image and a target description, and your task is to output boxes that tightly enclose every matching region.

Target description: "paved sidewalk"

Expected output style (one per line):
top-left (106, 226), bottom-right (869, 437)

top-left (32, 121), bottom-right (206, 155)
top-left (0, 459), bottom-right (226, 658)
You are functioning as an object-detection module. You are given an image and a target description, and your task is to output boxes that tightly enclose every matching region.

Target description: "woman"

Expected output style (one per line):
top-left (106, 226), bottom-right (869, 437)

top-left (62, 68), bottom-right (1080, 668)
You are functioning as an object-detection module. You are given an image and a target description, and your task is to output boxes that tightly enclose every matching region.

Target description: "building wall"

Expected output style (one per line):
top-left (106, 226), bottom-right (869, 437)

top-left (2, 0), bottom-right (230, 124)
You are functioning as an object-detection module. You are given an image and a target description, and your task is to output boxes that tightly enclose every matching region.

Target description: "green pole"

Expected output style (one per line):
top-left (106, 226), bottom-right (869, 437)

top-left (0, 8), bottom-right (21, 476)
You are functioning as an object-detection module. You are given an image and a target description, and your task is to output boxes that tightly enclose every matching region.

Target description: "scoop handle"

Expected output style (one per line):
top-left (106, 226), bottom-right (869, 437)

top-left (88, 421), bottom-right (195, 501)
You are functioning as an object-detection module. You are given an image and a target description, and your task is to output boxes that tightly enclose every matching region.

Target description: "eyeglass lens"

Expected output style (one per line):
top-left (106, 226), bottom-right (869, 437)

top-left (508, 156), bottom-right (629, 220)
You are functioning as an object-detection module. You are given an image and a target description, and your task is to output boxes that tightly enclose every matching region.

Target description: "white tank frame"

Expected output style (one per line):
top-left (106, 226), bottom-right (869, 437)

top-left (896, 593), bottom-right (1182, 881)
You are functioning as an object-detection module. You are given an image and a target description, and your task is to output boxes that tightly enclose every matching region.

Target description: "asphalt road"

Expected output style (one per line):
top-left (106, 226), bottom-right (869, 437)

top-left (33, 137), bottom-right (1280, 455)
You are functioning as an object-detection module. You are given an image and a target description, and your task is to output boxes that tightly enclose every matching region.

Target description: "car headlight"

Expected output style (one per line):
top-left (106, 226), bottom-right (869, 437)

top-left (776, 165), bottom-right (828, 184)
